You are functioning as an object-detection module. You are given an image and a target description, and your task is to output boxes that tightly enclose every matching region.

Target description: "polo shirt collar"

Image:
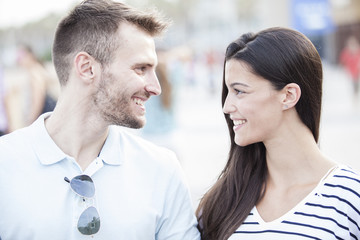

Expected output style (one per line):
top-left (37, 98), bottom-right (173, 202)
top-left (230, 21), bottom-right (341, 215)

top-left (31, 114), bottom-right (123, 166)
top-left (31, 113), bottom-right (67, 165)
top-left (98, 125), bottom-right (123, 166)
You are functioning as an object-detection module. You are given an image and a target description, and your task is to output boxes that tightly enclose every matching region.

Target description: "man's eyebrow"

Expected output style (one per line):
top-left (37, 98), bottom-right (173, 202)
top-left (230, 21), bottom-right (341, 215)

top-left (133, 62), bottom-right (155, 68)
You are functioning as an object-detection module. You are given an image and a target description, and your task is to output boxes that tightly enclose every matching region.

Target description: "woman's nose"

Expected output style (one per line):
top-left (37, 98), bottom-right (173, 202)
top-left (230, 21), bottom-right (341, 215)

top-left (222, 95), bottom-right (236, 114)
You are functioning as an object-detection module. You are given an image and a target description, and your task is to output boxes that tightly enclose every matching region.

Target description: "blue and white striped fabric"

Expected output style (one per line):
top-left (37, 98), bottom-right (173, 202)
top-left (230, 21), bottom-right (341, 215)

top-left (229, 165), bottom-right (360, 240)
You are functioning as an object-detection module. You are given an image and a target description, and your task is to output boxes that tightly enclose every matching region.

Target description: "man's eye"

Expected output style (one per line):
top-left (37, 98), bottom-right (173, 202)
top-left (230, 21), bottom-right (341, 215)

top-left (135, 66), bottom-right (146, 74)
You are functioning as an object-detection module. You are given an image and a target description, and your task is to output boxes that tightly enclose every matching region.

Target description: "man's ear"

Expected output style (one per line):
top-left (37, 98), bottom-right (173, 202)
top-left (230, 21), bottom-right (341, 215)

top-left (281, 83), bottom-right (301, 110)
top-left (74, 52), bottom-right (99, 84)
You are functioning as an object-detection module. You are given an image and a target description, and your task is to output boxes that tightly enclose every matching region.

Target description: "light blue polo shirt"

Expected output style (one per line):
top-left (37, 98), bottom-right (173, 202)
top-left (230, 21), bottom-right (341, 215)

top-left (0, 113), bottom-right (200, 240)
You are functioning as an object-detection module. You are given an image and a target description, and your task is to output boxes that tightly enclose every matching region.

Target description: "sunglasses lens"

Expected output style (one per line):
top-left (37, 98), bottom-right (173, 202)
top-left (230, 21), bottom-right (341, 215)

top-left (70, 175), bottom-right (95, 198)
top-left (77, 206), bottom-right (100, 235)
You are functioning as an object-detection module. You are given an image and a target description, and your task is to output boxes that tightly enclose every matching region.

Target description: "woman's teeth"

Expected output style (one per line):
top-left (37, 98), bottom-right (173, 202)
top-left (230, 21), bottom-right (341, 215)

top-left (233, 119), bottom-right (246, 126)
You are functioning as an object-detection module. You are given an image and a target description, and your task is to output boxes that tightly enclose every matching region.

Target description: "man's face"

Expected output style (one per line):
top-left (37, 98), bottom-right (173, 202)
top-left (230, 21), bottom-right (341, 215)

top-left (92, 23), bottom-right (161, 128)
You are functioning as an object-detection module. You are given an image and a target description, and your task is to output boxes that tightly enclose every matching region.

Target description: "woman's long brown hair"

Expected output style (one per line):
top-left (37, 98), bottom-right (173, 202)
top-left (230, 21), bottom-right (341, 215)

top-left (196, 27), bottom-right (323, 240)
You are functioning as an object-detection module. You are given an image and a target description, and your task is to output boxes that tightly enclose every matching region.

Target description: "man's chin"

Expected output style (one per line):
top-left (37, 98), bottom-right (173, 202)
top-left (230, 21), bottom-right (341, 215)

top-left (118, 119), bottom-right (145, 129)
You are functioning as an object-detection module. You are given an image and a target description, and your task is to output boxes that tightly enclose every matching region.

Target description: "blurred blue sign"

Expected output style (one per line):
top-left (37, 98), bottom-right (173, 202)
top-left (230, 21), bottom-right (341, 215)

top-left (291, 0), bottom-right (335, 35)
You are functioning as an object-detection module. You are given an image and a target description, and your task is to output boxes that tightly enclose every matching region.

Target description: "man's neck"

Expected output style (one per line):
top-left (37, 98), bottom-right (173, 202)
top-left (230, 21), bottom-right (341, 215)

top-left (45, 103), bottom-right (109, 171)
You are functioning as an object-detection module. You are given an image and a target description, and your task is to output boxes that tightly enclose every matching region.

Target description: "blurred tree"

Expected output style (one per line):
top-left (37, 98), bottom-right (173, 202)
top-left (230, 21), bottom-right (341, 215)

top-left (0, 13), bottom-right (60, 66)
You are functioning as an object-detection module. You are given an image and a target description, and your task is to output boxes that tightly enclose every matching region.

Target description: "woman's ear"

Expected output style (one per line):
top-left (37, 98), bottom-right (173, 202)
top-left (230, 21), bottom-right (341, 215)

top-left (281, 83), bottom-right (301, 110)
top-left (74, 52), bottom-right (99, 84)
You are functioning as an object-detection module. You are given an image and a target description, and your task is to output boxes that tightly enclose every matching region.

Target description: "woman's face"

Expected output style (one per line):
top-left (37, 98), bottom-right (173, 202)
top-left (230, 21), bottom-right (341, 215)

top-left (223, 59), bottom-right (284, 146)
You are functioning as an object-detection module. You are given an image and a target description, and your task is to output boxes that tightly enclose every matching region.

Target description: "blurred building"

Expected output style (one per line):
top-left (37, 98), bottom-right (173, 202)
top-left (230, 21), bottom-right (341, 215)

top-left (169, 0), bottom-right (360, 64)
top-left (1, 0), bottom-right (359, 65)
top-left (255, 0), bottom-right (360, 63)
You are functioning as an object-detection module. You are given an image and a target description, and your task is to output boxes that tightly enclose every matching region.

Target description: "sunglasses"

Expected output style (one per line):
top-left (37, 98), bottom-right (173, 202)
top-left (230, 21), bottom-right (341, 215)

top-left (64, 175), bottom-right (100, 235)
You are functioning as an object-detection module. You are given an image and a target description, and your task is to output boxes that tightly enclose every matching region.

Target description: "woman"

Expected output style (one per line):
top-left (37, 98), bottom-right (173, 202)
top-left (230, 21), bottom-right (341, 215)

top-left (17, 45), bottom-right (57, 125)
top-left (196, 27), bottom-right (360, 240)
top-left (340, 35), bottom-right (360, 97)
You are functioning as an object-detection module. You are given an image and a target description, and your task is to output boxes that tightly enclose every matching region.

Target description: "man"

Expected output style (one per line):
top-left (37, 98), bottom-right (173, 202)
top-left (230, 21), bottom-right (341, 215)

top-left (0, 0), bottom-right (200, 239)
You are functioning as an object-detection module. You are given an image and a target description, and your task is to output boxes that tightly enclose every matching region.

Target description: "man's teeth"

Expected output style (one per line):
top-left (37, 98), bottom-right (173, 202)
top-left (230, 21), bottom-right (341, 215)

top-left (133, 98), bottom-right (144, 106)
top-left (233, 120), bottom-right (246, 126)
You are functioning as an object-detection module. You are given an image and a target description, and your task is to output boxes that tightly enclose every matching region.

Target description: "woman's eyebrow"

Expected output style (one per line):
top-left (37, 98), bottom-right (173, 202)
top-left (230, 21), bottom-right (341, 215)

top-left (230, 82), bottom-right (250, 88)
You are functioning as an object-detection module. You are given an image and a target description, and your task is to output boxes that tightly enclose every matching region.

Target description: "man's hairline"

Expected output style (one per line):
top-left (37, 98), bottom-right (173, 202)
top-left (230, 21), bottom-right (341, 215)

top-left (57, 20), bottom-right (161, 86)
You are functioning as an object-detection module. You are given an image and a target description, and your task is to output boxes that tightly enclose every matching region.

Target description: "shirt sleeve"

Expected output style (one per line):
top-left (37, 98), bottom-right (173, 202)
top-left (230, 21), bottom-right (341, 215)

top-left (155, 157), bottom-right (200, 240)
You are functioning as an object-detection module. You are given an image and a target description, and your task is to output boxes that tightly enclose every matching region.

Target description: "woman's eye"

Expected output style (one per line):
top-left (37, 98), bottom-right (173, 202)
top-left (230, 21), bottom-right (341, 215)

top-left (234, 89), bottom-right (245, 95)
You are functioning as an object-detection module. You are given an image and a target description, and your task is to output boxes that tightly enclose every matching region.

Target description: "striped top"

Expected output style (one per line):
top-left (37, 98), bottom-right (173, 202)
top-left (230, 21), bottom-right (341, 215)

top-left (229, 165), bottom-right (360, 240)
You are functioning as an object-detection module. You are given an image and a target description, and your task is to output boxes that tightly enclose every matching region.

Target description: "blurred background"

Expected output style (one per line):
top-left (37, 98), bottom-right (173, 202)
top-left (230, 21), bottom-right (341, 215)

top-left (0, 0), bottom-right (359, 208)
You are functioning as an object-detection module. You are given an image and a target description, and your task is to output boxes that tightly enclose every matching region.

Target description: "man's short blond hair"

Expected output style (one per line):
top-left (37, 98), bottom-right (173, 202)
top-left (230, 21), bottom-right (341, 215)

top-left (52, 0), bottom-right (169, 85)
